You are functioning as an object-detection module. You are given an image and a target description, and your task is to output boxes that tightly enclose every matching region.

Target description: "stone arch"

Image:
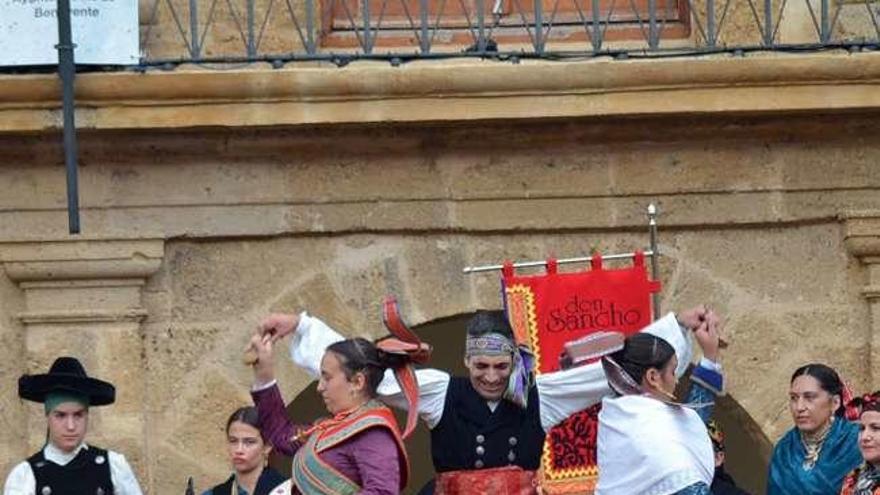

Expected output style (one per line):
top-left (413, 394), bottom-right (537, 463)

top-left (711, 394), bottom-right (772, 493)
top-left (274, 312), bottom-right (772, 494)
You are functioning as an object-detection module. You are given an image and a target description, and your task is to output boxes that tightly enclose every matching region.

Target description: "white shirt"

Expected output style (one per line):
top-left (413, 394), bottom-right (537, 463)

top-left (3, 442), bottom-right (143, 495)
top-left (596, 394), bottom-right (714, 495)
top-left (262, 311), bottom-right (691, 431)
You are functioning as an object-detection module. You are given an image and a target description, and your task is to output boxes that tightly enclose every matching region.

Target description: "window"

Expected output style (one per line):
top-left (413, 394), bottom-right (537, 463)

top-left (320, 0), bottom-right (691, 50)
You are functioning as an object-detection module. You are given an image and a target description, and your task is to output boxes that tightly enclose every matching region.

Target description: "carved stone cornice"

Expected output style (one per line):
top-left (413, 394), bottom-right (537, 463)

top-left (0, 239), bottom-right (164, 324)
top-left (2, 52), bottom-right (880, 132)
top-left (842, 210), bottom-right (880, 264)
top-left (1, 239), bottom-right (163, 282)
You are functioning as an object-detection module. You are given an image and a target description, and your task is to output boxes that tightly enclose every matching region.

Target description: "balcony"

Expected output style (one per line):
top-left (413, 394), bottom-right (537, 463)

top-left (131, 0), bottom-right (879, 65)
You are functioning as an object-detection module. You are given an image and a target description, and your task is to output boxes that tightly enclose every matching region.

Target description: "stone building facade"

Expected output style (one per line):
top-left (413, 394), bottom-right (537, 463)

top-left (1, 2), bottom-right (880, 493)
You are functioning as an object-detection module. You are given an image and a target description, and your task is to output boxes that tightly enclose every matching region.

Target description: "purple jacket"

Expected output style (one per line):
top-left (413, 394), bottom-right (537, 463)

top-left (252, 384), bottom-right (402, 494)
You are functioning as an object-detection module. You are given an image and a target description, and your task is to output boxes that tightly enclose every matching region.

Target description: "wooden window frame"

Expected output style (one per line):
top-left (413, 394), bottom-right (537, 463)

top-left (319, 0), bottom-right (691, 49)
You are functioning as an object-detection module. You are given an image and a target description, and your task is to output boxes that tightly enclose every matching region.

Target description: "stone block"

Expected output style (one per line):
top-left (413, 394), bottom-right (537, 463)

top-left (608, 139), bottom-right (785, 196)
top-left (398, 236), bottom-right (472, 324)
top-left (271, 271), bottom-right (361, 334)
top-left (440, 143), bottom-right (613, 199)
top-left (0, 274), bottom-right (26, 470)
top-left (143, 323), bottom-right (228, 416)
top-left (93, 323), bottom-right (147, 415)
top-left (671, 224), bottom-right (849, 306)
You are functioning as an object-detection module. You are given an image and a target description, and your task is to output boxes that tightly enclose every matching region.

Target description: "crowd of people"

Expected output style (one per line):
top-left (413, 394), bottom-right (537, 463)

top-left (3, 305), bottom-right (880, 495)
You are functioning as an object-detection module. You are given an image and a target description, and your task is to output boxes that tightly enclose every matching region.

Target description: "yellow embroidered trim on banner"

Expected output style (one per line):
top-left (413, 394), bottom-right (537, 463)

top-left (504, 284), bottom-right (540, 371)
top-left (540, 441), bottom-right (599, 480)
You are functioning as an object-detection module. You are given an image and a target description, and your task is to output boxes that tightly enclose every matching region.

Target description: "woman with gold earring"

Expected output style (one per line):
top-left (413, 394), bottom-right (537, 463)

top-left (201, 407), bottom-right (287, 495)
top-left (768, 363), bottom-right (860, 495)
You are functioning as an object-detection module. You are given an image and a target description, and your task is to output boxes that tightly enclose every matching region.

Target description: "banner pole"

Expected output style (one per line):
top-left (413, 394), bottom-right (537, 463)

top-left (463, 250), bottom-right (656, 274)
top-left (648, 203), bottom-right (659, 320)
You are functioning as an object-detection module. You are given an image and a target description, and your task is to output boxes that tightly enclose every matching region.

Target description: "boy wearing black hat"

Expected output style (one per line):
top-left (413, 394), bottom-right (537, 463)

top-left (3, 356), bottom-right (143, 495)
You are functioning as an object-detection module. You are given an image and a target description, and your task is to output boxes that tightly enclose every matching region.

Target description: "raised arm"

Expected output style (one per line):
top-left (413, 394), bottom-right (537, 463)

top-left (684, 309), bottom-right (725, 423)
top-left (251, 383), bottom-right (307, 457)
top-left (257, 312), bottom-right (345, 379)
top-left (261, 312), bottom-right (452, 429)
top-left (536, 310), bottom-right (698, 431)
top-left (249, 332), bottom-right (309, 456)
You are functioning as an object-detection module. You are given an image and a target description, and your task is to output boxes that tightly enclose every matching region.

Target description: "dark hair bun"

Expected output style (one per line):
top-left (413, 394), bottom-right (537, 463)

top-left (610, 333), bottom-right (675, 385)
top-left (375, 344), bottom-right (411, 370)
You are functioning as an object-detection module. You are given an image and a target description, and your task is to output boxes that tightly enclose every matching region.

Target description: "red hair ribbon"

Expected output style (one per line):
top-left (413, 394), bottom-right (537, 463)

top-left (847, 391), bottom-right (880, 419)
top-left (379, 296), bottom-right (432, 439)
top-left (842, 380), bottom-right (859, 421)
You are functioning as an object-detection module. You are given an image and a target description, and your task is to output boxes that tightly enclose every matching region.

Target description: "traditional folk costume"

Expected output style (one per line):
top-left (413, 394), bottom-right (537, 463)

top-left (252, 300), bottom-right (424, 495)
top-left (595, 351), bottom-right (724, 495)
top-left (201, 467), bottom-right (287, 495)
top-left (838, 392), bottom-right (880, 495)
top-left (287, 310), bottom-right (694, 494)
top-left (840, 464), bottom-right (880, 495)
top-left (3, 357), bottom-right (143, 495)
top-left (767, 415), bottom-right (861, 495)
top-left (252, 385), bottom-right (408, 495)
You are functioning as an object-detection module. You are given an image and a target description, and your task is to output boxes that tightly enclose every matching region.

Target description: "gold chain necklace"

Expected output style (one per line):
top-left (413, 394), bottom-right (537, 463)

top-left (800, 419), bottom-right (832, 470)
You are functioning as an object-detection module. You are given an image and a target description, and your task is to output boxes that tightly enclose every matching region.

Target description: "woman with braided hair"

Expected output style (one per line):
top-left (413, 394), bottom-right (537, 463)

top-left (768, 364), bottom-right (861, 495)
top-left (840, 391), bottom-right (880, 495)
top-left (595, 309), bottom-right (725, 495)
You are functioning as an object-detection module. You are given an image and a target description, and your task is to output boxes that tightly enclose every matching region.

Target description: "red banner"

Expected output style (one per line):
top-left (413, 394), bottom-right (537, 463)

top-left (502, 252), bottom-right (660, 493)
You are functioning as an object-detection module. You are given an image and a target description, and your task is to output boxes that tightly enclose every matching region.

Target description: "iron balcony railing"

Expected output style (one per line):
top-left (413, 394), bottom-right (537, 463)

top-left (0, 0), bottom-right (876, 71)
top-left (132, 0), bottom-right (880, 66)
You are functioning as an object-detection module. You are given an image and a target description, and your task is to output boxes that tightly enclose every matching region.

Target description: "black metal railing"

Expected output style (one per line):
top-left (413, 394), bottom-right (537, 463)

top-left (133, 0), bottom-right (880, 65)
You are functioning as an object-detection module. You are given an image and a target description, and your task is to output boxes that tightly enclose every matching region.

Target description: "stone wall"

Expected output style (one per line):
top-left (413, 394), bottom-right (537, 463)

top-left (0, 111), bottom-right (879, 492)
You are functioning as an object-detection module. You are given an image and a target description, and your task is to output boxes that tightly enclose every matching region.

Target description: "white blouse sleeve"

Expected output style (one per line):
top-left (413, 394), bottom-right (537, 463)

top-left (288, 312), bottom-right (346, 378)
top-left (376, 367), bottom-right (452, 429)
top-left (3, 461), bottom-right (35, 495)
top-left (108, 451), bottom-right (143, 495)
top-left (535, 312), bottom-right (691, 431)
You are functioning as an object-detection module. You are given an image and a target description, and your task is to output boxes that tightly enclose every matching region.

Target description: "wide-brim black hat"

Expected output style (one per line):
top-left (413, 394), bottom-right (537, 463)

top-left (18, 357), bottom-right (115, 406)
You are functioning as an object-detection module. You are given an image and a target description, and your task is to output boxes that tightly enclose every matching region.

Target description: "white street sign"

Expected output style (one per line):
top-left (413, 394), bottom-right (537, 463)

top-left (0, 0), bottom-right (139, 66)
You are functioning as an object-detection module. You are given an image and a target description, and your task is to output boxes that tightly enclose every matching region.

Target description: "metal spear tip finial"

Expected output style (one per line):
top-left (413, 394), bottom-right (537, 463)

top-left (647, 203), bottom-right (658, 226)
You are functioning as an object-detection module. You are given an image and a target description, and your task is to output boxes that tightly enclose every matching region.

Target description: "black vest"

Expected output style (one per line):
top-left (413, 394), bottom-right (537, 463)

top-left (430, 377), bottom-right (544, 472)
top-left (27, 446), bottom-right (113, 495)
top-left (208, 468), bottom-right (287, 495)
